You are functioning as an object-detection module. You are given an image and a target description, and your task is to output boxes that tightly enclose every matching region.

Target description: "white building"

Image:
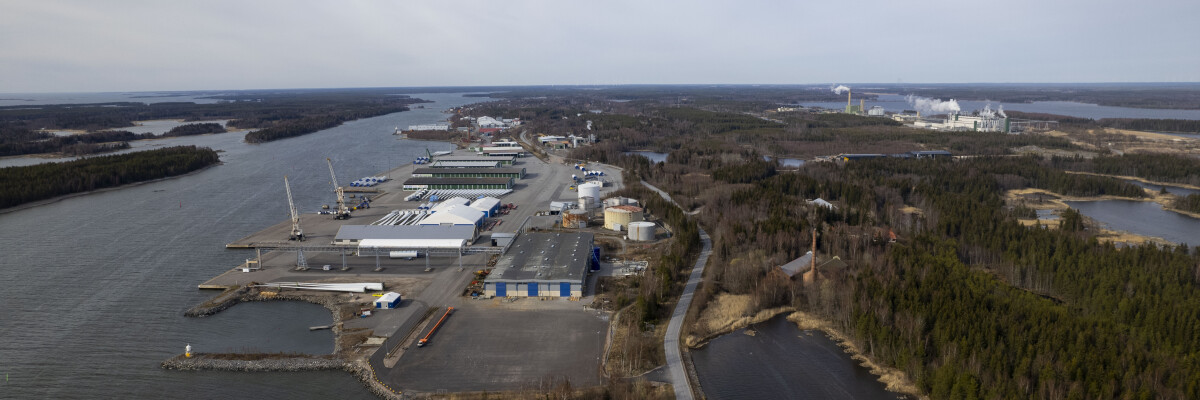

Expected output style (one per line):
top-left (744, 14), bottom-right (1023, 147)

top-left (333, 225), bottom-right (476, 250)
top-left (418, 204), bottom-right (485, 229)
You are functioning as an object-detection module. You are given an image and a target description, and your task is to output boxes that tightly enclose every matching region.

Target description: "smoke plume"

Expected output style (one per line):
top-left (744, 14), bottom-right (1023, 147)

top-left (905, 94), bottom-right (960, 115)
top-left (831, 85), bottom-right (850, 95)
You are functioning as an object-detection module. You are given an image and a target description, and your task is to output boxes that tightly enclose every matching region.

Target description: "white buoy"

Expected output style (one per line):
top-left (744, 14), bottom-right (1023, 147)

top-left (185, 344), bottom-right (192, 358)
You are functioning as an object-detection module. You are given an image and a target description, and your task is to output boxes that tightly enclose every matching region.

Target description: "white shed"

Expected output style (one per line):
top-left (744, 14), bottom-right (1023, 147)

top-left (418, 204), bottom-right (484, 227)
top-left (375, 292), bottom-right (402, 309)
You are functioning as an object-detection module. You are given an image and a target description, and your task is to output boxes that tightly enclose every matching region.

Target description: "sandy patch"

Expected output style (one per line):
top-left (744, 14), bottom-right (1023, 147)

top-left (685, 293), bottom-right (794, 347)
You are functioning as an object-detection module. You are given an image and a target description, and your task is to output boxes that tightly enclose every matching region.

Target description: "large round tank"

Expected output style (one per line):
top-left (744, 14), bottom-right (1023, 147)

top-left (604, 205), bottom-right (644, 231)
top-left (628, 221), bottom-right (656, 241)
top-left (563, 209), bottom-right (588, 228)
top-left (578, 182), bottom-right (601, 201)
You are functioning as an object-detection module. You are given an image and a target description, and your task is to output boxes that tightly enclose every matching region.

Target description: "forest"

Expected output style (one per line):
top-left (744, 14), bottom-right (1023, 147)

top-left (0, 128), bottom-right (153, 157)
top-left (0, 89), bottom-right (422, 146)
top-left (477, 92), bottom-right (1200, 399)
top-left (163, 122), bottom-right (226, 137)
top-left (1006, 111), bottom-right (1200, 134)
top-left (0, 146), bottom-right (219, 209)
top-left (901, 84), bottom-right (1200, 109)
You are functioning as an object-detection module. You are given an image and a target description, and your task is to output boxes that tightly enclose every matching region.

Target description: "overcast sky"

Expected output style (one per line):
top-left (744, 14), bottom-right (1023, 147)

top-left (1, 0), bottom-right (1197, 92)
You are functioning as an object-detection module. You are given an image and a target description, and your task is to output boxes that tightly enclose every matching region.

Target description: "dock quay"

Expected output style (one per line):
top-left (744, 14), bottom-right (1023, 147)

top-left (187, 146), bottom-right (630, 395)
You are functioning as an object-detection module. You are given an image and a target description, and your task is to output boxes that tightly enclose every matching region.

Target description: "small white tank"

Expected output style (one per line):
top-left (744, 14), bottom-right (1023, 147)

top-left (628, 221), bottom-right (656, 241)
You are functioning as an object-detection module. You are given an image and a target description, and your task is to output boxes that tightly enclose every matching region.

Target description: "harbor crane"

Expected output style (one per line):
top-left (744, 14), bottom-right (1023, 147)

top-left (326, 158), bottom-right (351, 220)
top-left (284, 176), bottom-right (304, 241)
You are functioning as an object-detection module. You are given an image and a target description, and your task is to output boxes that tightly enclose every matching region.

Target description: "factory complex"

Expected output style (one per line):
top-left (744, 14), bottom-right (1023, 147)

top-left (787, 85), bottom-right (1060, 134)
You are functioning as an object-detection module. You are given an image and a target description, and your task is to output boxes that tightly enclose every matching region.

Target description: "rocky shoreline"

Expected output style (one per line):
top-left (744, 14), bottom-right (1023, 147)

top-left (161, 355), bottom-right (403, 399)
top-left (161, 353), bottom-right (347, 372)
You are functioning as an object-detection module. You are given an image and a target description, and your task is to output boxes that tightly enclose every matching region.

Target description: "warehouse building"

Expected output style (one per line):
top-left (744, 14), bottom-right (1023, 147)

top-left (403, 177), bottom-right (514, 190)
top-left (470, 197), bottom-right (502, 217)
top-left (484, 233), bottom-right (594, 298)
top-left (429, 197), bottom-right (472, 213)
top-left (333, 225), bottom-right (476, 249)
top-left (482, 148), bottom-right (527, 157)
top-left (436, 155), bottom-right (516, 166)
top-left (418, 204), bottom-right (485, 231)
top-left (429, 160), bottom-right (501, 169)
top-left (411, 167), bottom-right (526, 179)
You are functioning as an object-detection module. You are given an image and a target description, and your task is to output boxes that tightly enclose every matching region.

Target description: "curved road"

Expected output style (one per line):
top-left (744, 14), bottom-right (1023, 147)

top-left (643, 181), bottom-right (711, 400)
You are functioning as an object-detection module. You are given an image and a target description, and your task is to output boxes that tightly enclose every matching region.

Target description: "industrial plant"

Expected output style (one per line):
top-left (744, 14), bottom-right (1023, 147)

top-left (824, 85), bottom-right (1059, 134)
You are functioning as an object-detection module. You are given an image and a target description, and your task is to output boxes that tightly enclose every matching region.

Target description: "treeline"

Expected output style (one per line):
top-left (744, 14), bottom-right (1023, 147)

top-left (652, 107), bottom-right (784, 136)
top-left (163, 122), bottom-right (226, 137)
top-left (1005, 111), bottom-right (1200, 133)
top-left (1098, 118), bottom-right (1200, 133)
top-left (1176, 194), bottom-right (1200, 213)
top-left (0, 128), bottom-right (153, 157)
top-left (244, 116), bottom-right (344, 143)
top-left (242, 105), bottom-right (410, 143)
top-left (1053, 153), bottom-right (1200, 186)
top-left (0, 146), bottom-right (219, 209)
top-left (0, 90), bottom-right (424, 132)
top-left (904, 86), bottom-right (1200, 109)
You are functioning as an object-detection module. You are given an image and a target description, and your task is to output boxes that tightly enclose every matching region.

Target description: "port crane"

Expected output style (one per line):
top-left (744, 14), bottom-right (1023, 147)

top-left (326, 158), bottom-right (350, 220)
top-left (284, 176), bottom-right (304, 241)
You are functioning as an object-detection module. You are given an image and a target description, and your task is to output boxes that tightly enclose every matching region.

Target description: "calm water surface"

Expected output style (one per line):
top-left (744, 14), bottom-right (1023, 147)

top-left (0, 93), bottom-right (470, 399)
top-left (625, 151), bottom-right (668, 163)
top-left (1125, 180), bottom-right (1200, 197)
top-left (1066, 200), bottom-right (1200, 245)
top-left (692, 317), bottom-right (904, 400)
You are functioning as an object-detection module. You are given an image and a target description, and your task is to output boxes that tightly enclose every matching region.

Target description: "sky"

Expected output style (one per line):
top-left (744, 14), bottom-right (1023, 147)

top-left (1, 0), bottom-right (1198, 93)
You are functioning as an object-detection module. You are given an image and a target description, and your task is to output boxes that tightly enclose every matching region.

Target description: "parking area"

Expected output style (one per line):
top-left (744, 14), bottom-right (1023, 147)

top-left (384, 302), bottom-right (609, 392)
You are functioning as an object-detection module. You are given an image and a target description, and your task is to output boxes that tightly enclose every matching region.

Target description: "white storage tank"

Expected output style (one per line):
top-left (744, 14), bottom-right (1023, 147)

top-left (578, 182), bottom-right (601, 201)
top-left (628, 221), bottom-right (656, 241)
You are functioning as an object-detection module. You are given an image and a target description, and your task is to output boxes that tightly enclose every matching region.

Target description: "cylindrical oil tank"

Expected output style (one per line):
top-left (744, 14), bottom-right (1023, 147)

top-left (628, 221), bottom-right (656, 241)
top-left (581, 196), bottom-right (601, 210)
top-left (578, 182), bottom-right (601, 201)
top-left (604, 205), bottom-right (644, 231)
top-left (563, 209), bottom-right (588, 228)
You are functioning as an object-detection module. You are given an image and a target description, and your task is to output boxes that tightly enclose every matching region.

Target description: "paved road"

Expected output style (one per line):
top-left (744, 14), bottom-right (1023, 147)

top-left (644, 180), bottom-right (711, 400)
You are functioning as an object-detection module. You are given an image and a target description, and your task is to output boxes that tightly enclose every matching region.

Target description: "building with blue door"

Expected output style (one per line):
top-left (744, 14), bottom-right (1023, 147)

top-left (483, 232), bottom-right (592, 298)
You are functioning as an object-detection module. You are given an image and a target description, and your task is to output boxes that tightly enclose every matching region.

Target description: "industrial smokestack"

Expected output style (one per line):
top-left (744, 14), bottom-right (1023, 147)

top-left (811, 228), bottom-right (817, 275)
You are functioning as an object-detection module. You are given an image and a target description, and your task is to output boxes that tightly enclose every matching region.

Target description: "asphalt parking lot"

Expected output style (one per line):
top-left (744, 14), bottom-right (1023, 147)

top-left (384, 302), bottom-right (609, 392)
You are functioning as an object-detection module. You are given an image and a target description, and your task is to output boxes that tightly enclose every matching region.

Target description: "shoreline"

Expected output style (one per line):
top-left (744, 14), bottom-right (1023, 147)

top-left (785, 311), bottom-right (926, 399)
top-left (0, 162), bottom-right (221, 216)
top-left (1006, 187), bottom-right (1194, 245)
top-left (682, 293), bottom-right (925, 399)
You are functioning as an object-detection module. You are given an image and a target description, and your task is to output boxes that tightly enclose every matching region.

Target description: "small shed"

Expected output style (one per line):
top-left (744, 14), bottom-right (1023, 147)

top-left (375, 292), bottom-right (402, 309)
